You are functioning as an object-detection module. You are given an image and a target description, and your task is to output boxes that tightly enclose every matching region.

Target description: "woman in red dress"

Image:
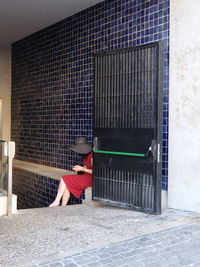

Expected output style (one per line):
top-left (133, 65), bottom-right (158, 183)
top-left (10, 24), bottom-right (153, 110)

top-left (49, 137), bottom-right (92, 207)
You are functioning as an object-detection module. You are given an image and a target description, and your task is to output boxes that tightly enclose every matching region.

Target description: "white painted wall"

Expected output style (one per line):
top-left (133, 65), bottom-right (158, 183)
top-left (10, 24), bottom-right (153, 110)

top-left (0, 44), bottom-right (11, 141)
top-left (169, 0), bottom-right (200, 213)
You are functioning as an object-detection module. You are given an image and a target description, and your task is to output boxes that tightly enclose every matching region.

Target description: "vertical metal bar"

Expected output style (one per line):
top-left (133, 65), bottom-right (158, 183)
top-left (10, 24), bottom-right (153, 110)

top-left (7, 158), bottom-right (12, 215)
top-left (129, 51), bottom-right (132, 128)
top-left (100, 168), bottom-right (103, 198)
top-left (133, 50), bottom-right (136, 127)
top-left (119, 170), bottom-right (122, 202)
top-left (123, 51), bottom-right (127, 128)
top-left (141, 48), bottom-right (144, 128)
top-left (138, 49), bottom-right (141, 128)
top-left (121, 53), bottom-right (124, 128)
top-left (109, 169), bottom-right (112, 200)
top-left (134, 50), bottom-right (139, 128)
top-left (123, 52), bottom-right (126, 128)
top-left (131, 50), bottom-right (135, 128)
top-left (108, 54), bottom-right (111, 128)
top-left (100, 55), bottom-right (102, 127)
top-left (103, 169), bottom-right (107, 199)
top-left (121, 170), bottom-right (124, 203)
top-left (95, 56), bottom-right (98, 127)
top-left (155, 42), bottom-right (164, 214)
top-left (97, 168), bottom-right (100, 198)
top-left (109, 54), bottom-right (112, 126)
top-left (113, 53), bottom-right (115, 128)
top-left (149, 47), bottom-right (152, 127)
top-left (7, 142), bottom-right (15, 216)
top-left (146, 48), bottom-right (148, 128)
top-left (119, 52), bottom-right (122, 128)
top-left (126, 171), bottom-right (129, 204)
top-left (116, 53), bottom-right (120, 128)
top-left (112, 169), bottom-right (115, 200)
top-left (113, 53), bottom-right (116, 128)
top-left (94, 168), bottom-right (97, 198)
top-left (144, 174), bottom-right (147, 209)
top-left (104, 168), bottom-right (107, 199)
top-left (135, 172), bottom-right (138, 206)
top-left (138, 173), bottom-right (141, 207)
top-left (116, 52), bottom-right (119, 128)
top-left (107, 54), bottom-right (109, 128)
top-left (104, 54), bottom-right (107, 128)
top-left (109, 54), bottom-right (112, 128)
top-left (96, 56), bottom-right (99, 127)
top-left (102, 55), bottom-right (105, 128)
top-left (146, 48), bottom-right (150, 128)
top-left (112, 53), bottom-right (116, 128)
top-left (144, 48), bottom-right (147, 128)
top-left (107, 168), bottom-right (109, 199)
top-left (127, 51), bottom-right (130, 128)
top-left (116, 169), bottom-right (119, 201)
top-left (125, 51), bottom-right (129, 128)
top-left (123, 171), bottom-right (125, 203)
top-left (151, 47), bottom-right (155, 127)
top-left (142, 175), bottom-right (145, 208)
top-left (136, 50), bottom-right (138, 128)
top-left (128, 172), bottom-right (132, 204)
top-left (120, 52), bottom-right (123, 127)
top-left (95, 56), bottom-right (97, 127)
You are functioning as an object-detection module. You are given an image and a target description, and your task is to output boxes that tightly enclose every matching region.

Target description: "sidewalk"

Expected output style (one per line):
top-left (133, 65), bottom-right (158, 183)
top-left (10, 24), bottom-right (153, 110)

top-left (0, 202), bottom-right (200, 267)
top-left (32, 221), bottom-right (200, 267)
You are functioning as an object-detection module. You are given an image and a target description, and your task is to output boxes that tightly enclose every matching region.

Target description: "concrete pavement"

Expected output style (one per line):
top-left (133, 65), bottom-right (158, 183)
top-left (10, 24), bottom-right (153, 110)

top-left (0, 202), bottom-right (200, 267)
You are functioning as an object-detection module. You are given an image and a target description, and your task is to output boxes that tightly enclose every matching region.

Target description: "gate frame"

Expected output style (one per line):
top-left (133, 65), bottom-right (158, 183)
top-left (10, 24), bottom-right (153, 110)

top-left (93, 42), bottom-right (164, 215)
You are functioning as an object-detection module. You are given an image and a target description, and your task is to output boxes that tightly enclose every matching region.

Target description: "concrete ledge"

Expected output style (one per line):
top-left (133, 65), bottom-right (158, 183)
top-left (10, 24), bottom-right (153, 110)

top-left (83, 187), bottom-right (93, 204)
top-left (13, 159), bottom-right (75, 181)
top-left (162, 190), bottom-right (168, 211)
top-left (0, 193), bottom-right (18, 216)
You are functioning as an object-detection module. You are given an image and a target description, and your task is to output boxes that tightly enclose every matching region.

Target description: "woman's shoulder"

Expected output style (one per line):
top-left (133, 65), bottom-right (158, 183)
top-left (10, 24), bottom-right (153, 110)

top-left (87, 152), bottom-right (93, 160)
top-left (83, 152), bottom-right (92, 161)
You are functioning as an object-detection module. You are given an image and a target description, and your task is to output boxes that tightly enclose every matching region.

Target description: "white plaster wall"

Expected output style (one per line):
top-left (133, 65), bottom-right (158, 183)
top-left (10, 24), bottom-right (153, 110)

top-left (0, 44), bottom-right (11, 140)
top-left (169, 0), bottom-right (200, 212)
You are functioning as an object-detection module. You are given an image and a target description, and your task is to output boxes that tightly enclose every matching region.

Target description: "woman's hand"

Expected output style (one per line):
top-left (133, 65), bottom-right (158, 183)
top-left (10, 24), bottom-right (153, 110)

top-left (72, 165), bottom-right (84, 172)
top-left (72, 164), bottom-right (92, 174)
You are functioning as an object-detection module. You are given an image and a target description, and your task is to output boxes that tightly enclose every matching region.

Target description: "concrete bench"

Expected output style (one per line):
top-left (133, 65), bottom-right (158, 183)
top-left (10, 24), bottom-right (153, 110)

top-left (13, 159), bottom-right (75, 180)
top-left (13, 160), bottom-right (93, 204)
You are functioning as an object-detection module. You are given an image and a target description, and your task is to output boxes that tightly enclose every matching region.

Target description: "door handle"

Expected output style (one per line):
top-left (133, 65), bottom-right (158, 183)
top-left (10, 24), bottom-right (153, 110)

top-left (149, 140), bottom-right (157, 160)
top-left (149, 140), bottom-right (160, 162)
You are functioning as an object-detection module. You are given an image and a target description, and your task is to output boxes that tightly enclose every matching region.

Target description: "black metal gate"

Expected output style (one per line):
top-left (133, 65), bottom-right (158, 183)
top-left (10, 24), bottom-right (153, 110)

top-left (93, 42), bottom-right (163, 214)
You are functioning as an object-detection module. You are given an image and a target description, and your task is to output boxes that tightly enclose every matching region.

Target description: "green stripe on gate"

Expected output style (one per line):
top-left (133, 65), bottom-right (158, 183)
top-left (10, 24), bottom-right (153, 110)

top-left (93, 150), bottom-right (145, 157)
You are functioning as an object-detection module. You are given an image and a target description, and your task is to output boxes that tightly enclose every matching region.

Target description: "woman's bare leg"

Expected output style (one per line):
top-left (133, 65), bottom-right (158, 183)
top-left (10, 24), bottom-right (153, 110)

top-left (49, 178), bottom-right (66, 207)
top-left (61, 187), bottom-right (70, 206)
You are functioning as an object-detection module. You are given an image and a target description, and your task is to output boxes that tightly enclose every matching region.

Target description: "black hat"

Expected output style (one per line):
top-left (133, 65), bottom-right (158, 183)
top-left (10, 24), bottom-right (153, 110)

top-left (69, 137), bottom-right (92, 154)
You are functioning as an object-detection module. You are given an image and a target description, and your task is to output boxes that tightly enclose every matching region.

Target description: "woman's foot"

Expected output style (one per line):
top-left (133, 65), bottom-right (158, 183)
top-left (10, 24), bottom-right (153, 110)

top-left (49, 201), bottom-right (60, 207)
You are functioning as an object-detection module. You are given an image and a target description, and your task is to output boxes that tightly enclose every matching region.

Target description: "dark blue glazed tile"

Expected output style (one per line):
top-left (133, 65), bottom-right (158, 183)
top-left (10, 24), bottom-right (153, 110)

top-left (12, 0), bottom-right (169, 194)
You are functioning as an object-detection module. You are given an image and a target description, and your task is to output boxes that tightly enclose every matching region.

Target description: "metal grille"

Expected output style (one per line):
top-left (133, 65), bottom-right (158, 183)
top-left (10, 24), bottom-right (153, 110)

top-left (93, 42), bottom-right (163, 214)
top-left (95, 46), bottom-right (158, 128)
top-left (93, 168), bottom-right (155, 212)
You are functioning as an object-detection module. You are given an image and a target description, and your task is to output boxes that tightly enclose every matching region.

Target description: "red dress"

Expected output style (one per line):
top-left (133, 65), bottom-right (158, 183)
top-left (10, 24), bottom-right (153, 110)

top-left (62, 153), bottom-right (92, 199)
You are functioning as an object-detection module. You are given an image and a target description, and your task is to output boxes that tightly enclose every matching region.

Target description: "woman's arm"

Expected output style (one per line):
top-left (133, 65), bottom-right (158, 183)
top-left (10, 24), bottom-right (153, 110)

top-left (72, 165), bottom-right (92, 174)
top-left (83, 165), bottom-right (92, 174)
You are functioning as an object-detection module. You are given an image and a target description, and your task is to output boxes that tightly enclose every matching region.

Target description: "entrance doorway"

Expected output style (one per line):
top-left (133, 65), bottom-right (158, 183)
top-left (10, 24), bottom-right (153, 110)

top-left (93, 42), bottom-right (163, 215)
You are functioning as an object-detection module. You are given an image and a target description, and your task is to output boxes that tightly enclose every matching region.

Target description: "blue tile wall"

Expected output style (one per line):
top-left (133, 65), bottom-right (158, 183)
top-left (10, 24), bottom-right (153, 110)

top-left (11, 0), bottom-right (169, 191)
top-left (13, 168), bottom-right (82, 209)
